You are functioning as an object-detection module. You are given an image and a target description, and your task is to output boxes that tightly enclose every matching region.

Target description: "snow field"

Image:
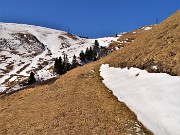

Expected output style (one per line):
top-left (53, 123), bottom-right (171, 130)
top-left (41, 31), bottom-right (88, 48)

top-left (0, 23), bottom-right (119, 92)
top-left (100, 64), bottom-right (180, 135)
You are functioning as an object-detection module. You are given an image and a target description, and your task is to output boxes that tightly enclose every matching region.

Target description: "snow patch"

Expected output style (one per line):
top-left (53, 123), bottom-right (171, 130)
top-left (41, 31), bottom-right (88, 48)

top-left (144, 27), bottom-right (152, 31)
top-left (100, 64), bottom-right (180, 135)
top-left (97, 37), bottom-right (118, 47)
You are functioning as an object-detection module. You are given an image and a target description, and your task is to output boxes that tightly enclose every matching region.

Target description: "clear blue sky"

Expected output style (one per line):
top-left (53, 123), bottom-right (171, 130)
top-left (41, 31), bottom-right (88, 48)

top-left (0, 0), bottom-right (180, 38)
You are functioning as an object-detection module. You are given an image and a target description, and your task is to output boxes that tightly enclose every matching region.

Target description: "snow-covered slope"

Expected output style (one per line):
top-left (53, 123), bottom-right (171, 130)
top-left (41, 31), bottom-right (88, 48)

top-left (100, 64), bottom-right (180, 135)
top-left (0, 23), bottom-right (119, 92)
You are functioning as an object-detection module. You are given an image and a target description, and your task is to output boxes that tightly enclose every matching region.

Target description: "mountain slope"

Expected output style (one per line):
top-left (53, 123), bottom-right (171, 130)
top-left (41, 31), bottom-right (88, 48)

top-left (0, 23), bottom-right (95, 91)
top-left (1, 10), bottom-right (178, 135)
top-left (107, 10), bottom-right (180, 75)
top-left (98, 10), bottom-right (180, 135)
top-left (0, 23), bottom-right (122, 92)
top-left (0, 22), bottom-right (152, 92)
top-left (0, 60), bottom-right (152, 135)
top-left (0, 24), bottom-right (155, 134)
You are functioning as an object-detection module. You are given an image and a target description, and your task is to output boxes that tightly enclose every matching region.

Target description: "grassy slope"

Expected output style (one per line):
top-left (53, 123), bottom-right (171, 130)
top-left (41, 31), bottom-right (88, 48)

top-left (0, 58), bottom-right (152, 134)
top-left (1, 10), bottom-right (179, 135)
top-left (108, 10), bottom-right (180, 75)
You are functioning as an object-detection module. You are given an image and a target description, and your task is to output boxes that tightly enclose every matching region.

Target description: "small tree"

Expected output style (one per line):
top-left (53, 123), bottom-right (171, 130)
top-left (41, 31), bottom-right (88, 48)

top-left (71, 54), bottom-right (79, 69)
top-left (92, 47), bottom-right (98, 61)
top-left (58, 56), bottom-right (64, 75)
top-left (63, 54), bottom-right (71, 73)
top-left (93, 40), bottom-right (100, 61)
top-left (54, 57), bottom-right (59, 73)
top-left (94, 40), bottom-right (99, 49)
top-left (85, 47), bottom-right (93, 61)
top-left (85, 47), bottom-right (89, 60)
top-left (89, 47), bottom-right (94, 60)
top-left (54, 56), bottom-right (64, 75)
top-left (79, 50), bottom-right (86, 62)
top-left (28, 72), bottom-right (36, 84)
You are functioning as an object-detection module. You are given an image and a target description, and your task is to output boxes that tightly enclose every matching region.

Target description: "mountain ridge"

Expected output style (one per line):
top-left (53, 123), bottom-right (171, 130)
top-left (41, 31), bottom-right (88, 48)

top-left (0, 22), bottom-right (153, 92)
top-left (0, 21), bottom-right (157, 135)
top-left (107, 10), bottom-right (180, 75)
top-left (0, 23), bottom-right (96, 92)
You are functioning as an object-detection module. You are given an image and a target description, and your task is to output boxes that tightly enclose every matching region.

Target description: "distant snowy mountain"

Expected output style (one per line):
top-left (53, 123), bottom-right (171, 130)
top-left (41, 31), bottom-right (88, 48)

top-left (0, 23), bottom-right (119, 92)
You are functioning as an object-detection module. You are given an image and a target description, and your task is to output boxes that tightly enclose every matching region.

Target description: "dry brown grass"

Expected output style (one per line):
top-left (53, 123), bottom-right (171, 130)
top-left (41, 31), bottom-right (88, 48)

top-left (16, 63), bottom-right (30, 74)
top-left (58, 35), bottom-right (67, 41)
top-left (107, 10), bottom-right (180, 75)
top-left (108, 25), bottom-right (154, 50)
top-left (0, 59), bottom-right (152, 135)
top-left (1, 9), bottom-right (179, 135)
top-left (63, 33), bottom-right (79, 40)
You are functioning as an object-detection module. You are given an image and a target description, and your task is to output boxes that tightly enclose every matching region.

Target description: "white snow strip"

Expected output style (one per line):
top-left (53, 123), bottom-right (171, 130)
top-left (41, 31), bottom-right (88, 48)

top-left (100, 64), bottom-right (180, 135)
top-left (97, 37), bottom-right (118, 47)
top-left (144, 27), bottom-right (152, 31)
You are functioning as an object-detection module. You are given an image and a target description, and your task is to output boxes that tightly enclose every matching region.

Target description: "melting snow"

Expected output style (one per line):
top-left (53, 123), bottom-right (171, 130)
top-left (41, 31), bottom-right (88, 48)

top-left (144, 27), bottom-right (152, 31)
top-left (100, 64), bottom-right (180, 135)
top-left (97, 37), bottom-right (119, 47)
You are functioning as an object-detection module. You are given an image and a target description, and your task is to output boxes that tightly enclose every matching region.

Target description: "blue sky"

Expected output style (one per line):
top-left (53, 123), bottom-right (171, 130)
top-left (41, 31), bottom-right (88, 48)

top-left (0, 0), bottom-right (180, 38)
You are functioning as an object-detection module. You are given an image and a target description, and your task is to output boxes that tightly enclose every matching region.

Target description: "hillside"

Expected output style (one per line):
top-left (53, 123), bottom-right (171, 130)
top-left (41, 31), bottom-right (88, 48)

top-left (0, 22), bottom-right (152, 93)
top-left (0, 25), bottom-right (155, 134)
top-left (0, 23), bottom-right (92, 92)
top-left (0, 10), bottom-right (179, 135)
top-left (0, 23), bottom-right (122, 92)
top-left (108, 25), bottom-right (153, 50)
top-left (0, 60), bottom-right (153, 135)
top-left (107, 10), bottom-right (180, 75)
